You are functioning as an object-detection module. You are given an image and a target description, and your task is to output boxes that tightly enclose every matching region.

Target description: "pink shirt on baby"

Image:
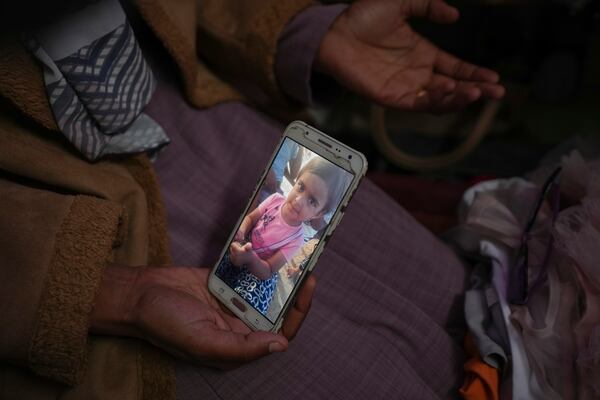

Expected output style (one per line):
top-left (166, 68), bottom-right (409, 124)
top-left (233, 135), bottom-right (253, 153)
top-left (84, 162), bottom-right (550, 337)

top-left (251, 193), bottom-right (304, 262)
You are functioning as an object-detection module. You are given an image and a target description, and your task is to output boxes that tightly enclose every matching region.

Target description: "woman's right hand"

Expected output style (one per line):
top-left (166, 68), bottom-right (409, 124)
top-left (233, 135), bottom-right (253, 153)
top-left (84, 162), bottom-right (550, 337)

top-left (316, 0), bottom-right (505, 113)
top-left (90, 265), bottom-right (316, 368)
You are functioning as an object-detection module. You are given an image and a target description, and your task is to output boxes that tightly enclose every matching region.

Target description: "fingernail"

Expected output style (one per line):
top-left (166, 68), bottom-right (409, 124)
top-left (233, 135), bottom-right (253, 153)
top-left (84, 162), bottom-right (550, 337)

top-left (269, 342), bottom-right (286, 353)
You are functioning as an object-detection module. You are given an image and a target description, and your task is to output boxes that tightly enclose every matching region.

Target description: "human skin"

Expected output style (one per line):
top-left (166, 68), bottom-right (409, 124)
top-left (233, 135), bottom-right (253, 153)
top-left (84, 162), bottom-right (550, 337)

top-left (231, 172), bottom-right (328, 279)
top-left (315, 0), bottom-right (505, 113)
top-left (91, 0), bottom-right (506, 367)
top-left (90, 265), bottom-right (316, 368)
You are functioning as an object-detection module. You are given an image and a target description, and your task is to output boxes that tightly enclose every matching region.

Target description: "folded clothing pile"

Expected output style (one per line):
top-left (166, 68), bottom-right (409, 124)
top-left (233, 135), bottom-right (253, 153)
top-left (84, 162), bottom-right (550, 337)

top-left (447, 150), bottom-right (600, 400)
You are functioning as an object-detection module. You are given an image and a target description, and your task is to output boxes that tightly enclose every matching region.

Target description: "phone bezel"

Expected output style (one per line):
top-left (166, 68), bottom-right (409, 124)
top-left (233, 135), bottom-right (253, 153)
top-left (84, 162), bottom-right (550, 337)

top-left (208, 121), bottom-right (367, 332)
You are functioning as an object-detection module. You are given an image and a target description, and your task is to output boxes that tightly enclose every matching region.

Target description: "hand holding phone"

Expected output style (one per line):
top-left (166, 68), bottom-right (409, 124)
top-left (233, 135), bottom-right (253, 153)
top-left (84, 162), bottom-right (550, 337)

top-left (209, 121), bottom-right (367, 332)
top-left (92, 264), bottom-right (316, 367)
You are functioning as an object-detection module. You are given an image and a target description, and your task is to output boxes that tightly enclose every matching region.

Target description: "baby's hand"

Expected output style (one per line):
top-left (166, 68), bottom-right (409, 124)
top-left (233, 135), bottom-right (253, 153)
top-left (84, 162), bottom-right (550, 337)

top-left (286, 265), bottom-right (300, 279)
top-left (230, 242), bottom-right (254, 267)
top-left (234, 229), bottom-right (245, 242)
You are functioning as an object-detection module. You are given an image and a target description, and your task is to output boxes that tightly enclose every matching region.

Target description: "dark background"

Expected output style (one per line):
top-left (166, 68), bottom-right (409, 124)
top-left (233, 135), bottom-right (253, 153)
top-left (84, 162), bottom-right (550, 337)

top-left (311, 0), bottom-right (600, 232)
top-left (4, 0), bottom-right (599, 180)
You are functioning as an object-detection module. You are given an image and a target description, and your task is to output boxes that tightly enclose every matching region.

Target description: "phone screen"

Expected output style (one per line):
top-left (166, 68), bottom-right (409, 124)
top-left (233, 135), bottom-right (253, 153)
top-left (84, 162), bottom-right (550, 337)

top-left (215, 137), bottom-right (354, 322)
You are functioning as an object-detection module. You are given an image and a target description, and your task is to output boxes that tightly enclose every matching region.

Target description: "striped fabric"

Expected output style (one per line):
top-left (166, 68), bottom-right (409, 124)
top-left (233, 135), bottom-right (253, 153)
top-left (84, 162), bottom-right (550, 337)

top-left (28, 0), bottom-right (168, 161)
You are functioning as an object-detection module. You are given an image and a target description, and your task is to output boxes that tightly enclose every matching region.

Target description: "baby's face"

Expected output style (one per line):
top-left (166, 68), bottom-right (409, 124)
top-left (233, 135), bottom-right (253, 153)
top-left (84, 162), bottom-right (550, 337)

top-left (282, 172), bottom-right (329, 226)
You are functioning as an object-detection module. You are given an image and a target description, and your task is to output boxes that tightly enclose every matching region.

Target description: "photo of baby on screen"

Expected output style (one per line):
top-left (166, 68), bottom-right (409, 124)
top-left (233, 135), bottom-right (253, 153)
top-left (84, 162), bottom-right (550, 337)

top-left (216, 139), bottom-right (352, 321)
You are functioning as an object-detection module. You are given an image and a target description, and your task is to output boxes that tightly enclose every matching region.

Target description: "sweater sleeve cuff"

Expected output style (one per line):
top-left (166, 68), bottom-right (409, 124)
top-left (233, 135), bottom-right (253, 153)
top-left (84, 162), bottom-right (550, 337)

top-left (28, 195), bottom-right (123, 385)
top-left (274, 4), bottom-right (347, 105)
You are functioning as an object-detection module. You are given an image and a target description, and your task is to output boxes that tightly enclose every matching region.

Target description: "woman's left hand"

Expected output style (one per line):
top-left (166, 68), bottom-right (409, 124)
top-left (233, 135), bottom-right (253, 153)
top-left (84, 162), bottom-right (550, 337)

top-left (91, 265), bottom-right (316, 369)
top-left (230, 242), bottom-right (255, 267)
top-left (234, 229), bottom-right (245, 242)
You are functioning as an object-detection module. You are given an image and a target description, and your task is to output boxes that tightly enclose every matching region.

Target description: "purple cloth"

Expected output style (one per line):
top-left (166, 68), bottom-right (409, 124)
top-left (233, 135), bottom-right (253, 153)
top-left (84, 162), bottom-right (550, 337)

top-left (143, 5), bottom-right (468, 399)
top-left (274, 4), bottom-right (346, 105)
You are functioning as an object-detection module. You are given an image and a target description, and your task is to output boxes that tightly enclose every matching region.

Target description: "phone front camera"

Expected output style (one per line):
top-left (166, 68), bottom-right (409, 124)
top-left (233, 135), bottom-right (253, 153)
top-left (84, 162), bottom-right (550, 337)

top-left (348, 154), bottom-right (353, 159)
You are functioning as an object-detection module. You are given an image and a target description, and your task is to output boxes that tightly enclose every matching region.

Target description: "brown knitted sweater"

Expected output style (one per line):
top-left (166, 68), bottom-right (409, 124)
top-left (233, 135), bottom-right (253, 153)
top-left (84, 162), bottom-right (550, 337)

top-left (0, 0), bottom-right (315, 398)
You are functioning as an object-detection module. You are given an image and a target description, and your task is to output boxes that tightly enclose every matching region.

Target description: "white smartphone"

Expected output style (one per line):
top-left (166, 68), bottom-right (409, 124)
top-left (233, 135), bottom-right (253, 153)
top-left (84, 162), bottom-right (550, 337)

top-left (208, 121), bottom-right (367, 332)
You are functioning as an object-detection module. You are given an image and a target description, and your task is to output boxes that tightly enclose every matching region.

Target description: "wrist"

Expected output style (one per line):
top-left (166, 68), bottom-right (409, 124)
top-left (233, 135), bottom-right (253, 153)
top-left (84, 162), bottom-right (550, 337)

top-left (314, 13), bottom-right (347, 76)
top-left (90, 265), bottom-right (142, 338)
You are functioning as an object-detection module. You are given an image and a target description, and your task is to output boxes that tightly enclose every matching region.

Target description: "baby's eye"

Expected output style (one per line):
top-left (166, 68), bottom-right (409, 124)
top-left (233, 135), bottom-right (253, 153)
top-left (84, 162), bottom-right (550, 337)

top-left (297, 181), bottom-right (304, 191)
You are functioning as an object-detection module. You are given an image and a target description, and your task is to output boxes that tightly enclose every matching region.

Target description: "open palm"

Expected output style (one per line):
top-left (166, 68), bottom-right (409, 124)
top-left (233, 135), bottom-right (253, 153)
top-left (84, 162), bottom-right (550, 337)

top-left (316, 0), bottom-right (505, 112)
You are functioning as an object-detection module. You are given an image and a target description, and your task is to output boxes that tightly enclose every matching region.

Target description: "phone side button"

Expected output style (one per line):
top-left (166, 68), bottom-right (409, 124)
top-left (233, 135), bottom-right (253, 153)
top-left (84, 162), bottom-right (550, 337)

top-left (308, 255), bottom-right (320, 271)
top-left (231, 297), bottom-right (247, 312)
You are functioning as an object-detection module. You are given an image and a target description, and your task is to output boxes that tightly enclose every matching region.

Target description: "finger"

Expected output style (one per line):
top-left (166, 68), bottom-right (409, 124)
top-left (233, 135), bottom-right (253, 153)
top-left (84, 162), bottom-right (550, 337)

top-left (435, 50), bottom-right (500, 83)
top-left (418, 0), bottom-right (460, 24)
top-left (477, 82), bottom-right (505, 99)
top-left (424, 74), bottom-right (456, 93)
top-left (413, 83), bottom-right (479, 113)
top-left (453, 81), bottom-right (482, 102)
top-left (432, 91), bottom-right (474, 113)
top-left (196, 329), bottom-right (288, 365)
top-left (281, 275), bottom-right (317, 340)
top-left (217, 300), bottom-right (239, 318)
top-left (243, 243), bottom-right (253, 251)
top-left (375, 72), bottom-right (456, 110)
